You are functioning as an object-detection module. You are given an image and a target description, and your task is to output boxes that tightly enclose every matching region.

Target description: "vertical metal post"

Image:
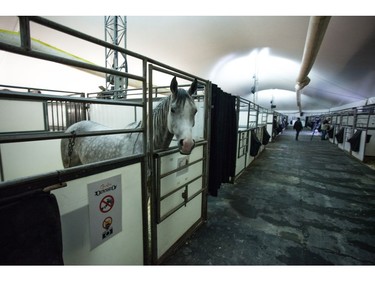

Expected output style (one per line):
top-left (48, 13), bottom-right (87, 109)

top-left (104, 16), bottom-right (128, 99)
top-left (148, 65), bottom-right (157, 264)
top-left (140, 58), bottom-right (150, 265)
top-left (202, 80), bottom-right (212, 222)
top-left (18, 17), bottom-right (31, 51)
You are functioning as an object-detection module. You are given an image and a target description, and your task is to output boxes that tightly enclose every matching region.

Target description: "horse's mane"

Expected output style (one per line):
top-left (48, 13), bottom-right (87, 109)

top-left (153, 95), bottom-right (173, 149)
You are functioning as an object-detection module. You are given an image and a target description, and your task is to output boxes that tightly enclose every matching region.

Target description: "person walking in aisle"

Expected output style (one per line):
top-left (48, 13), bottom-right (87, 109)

top-left (293, 117), bottom-right (303, 141)
top-left (320, 119), bottom-right (330, 140)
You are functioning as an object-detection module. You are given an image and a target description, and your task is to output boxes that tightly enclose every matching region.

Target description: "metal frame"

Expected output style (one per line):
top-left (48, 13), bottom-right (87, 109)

top-left (155, 141), bottom-right (207, 223)
top-left (147, 64), bottom-right (210, 264)
top-left (234, 96), bottom-right (270, 179)
top-left (0, 16), bottom-right (212, 265)
top-left (0, 16), bottom-right (149, 264)
top-left (324, 105), bottom-right (375, 160)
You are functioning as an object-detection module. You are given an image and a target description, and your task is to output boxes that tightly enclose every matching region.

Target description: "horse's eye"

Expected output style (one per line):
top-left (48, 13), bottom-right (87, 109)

top-left (171, 107), bottom-right (176, 113)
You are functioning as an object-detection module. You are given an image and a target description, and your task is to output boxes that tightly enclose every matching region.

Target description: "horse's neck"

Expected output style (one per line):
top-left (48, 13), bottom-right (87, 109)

top-left (153, 127), bottom-right (173, 150)
top-left (152, 97), bottom-right (174, 150)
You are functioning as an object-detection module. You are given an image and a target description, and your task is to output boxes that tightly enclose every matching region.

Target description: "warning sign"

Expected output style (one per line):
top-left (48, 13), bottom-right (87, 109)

top-left (100, 195), bottom-right (115, 213)
top-left (87, 175), bottom-right (122, 250)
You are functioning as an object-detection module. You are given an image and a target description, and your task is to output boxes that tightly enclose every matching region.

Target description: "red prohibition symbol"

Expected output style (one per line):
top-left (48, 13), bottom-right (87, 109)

top-left (99, 195), bottom-right (115, 213)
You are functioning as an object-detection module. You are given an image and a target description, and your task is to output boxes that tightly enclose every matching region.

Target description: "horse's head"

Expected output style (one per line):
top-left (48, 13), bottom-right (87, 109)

top-left (168, 77), bottom-right (198, 155)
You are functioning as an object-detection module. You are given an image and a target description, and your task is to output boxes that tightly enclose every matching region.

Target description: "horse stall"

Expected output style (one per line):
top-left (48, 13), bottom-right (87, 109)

top-left (331, 105), bottom-right (375, 162)
top-left (234, 97), bottom-right (270, 180)
top-left (0, 16), bottom-right (210, 265)
top-left (147, 65), bottom-right (210, 264)
top-left (333, 110), bottom-right (355, 153)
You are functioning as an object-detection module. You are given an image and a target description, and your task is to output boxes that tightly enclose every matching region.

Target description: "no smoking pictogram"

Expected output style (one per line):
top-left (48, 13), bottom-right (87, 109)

top-left (99, 195), bottom-right (115, 213)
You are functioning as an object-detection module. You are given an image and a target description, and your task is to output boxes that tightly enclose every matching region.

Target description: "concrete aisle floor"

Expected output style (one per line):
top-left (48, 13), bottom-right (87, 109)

top-left (163, 128), bottom-right (375, 265)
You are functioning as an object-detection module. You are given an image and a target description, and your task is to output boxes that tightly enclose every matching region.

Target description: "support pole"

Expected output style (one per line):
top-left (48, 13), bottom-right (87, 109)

top-left (104, 16), bottom-right (128, 99)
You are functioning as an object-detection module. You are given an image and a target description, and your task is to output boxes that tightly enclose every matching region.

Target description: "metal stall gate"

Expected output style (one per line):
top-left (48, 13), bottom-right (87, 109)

top-left (147, 65), bottom-right (210, 264)
top-left (328, 105), bottom-right (375, 162)
top-left (234, 97), bottom-right (270, 180)
top-left (0, 16), bottom-right (148, 265)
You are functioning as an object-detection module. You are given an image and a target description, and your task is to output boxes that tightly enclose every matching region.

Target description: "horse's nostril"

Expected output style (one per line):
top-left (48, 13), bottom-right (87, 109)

top-left (179, 139), bottom-right (184, 146)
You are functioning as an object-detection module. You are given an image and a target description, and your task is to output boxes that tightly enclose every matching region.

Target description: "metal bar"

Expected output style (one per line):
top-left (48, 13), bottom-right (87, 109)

top-left (0, 128), bottom-right (144, 144)
top-left (148, 65), bottom-right (158, 264)
top-left (29, 16), bottom-right (146, 61)
top-left (159, 157), bottom-right (204, 179)
top-left (0, 89), bottom-right (143, 107)
top-left (0, 154), bottom-right (144, 200)
top-left (159, 186), bottom-right (206, 223)
top-left (150, 64), bottom-right (207, 84)
top-left (159, 175), bottom-right (202, 201)
top-left (141, 58), bottom-right (150, 265)
top-left (201, 81), bottom-right (211, 222)
top-left (153, 140), bottom-right (207, 158)
top-left (18, 16), bottom-right (31, 51)
top-left (0, 41), bottom-right (143, 82)
top-left (0, 84), bottom-right (84, 96)
top-left (29, 17), bottom-right (208, 86)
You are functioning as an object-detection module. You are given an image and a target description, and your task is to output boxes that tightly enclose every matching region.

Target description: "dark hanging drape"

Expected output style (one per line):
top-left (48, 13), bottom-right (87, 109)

top-left (208, 84), bottom-right (237, 196)
top-left (328, 126), bottom-right (334, 139)
top-left (348, 130), bottom-right (362, 152)
top-left (250, 130), bottom-right (262, 156)
top-left (0, 192), bottom-right (64, 265)
top-left (262, 126), bottom-right (271, 145)
top-left (335, 127), bottom-right (345, 143)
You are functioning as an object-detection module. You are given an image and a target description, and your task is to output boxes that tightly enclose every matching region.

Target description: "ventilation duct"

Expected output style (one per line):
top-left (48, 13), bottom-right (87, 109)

top-left (296, 16), bottom-right (331, 114)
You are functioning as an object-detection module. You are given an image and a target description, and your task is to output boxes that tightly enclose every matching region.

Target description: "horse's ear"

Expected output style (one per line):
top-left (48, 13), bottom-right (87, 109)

top-left (188, 79), bottom-right (198, 96)
top-left (170, 77), bottom-right (178, 96)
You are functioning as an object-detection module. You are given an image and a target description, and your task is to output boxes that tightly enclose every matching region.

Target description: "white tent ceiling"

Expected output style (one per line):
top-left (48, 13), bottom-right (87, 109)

top-left (1, 15), bottom-right (374, 113)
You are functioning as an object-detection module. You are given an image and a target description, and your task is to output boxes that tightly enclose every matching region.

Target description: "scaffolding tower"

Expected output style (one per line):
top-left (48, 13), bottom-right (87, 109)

top-left (104, 16), bottom-right (128, 99)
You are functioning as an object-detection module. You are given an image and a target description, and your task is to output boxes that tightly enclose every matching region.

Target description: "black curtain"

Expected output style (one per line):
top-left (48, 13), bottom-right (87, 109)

top-left (0, 192), bottom-right (64, 265)
top-left (262, 127), bottom-right (271, 145)
top-left (335, 127), bottom-right (345, 143)
top-left (250, 130), bottom-right (262, 156)
top-left (208, 84), bottom-right (237, 196)
top-left (328, 126), bottom-right (334, 139)
top-left (348, 130), bottom-right (362, 152)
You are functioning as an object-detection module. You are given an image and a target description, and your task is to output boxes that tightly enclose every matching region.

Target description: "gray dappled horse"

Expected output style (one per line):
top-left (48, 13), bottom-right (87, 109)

top-left (61, 77), bottom-right (198, 168)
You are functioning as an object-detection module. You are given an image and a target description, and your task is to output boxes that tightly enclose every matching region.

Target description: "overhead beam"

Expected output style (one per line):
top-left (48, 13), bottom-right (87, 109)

top-left (296, 16), bottom-right (331, 114)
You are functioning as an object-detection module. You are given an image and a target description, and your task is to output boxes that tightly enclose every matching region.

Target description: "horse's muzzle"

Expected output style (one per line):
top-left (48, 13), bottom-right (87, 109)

top-left (179, 139), bottom-right (195, 155)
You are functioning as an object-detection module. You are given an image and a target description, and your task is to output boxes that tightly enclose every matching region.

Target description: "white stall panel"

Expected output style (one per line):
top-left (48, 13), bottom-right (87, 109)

top-left (159, 145), bottom-right (203, 175)
top-left (160, 177), bottom-right (202, 218)
top-left (157, 194), bottom-right (202, 258)
top-left (156, 144), bottom-right (205, 260)
top-left (369, 115), bottom-right (375, 128)
top-left (267, 113), bottom-right (274, 142)
top-left (365, 129), bottom-right (375, 156)
top-left (351, 130), bottom-right (366, 161)
top-left (1, 139), bottom-right (63, 181)
top-left (0, 100), bottom-right (45, 132)
top-left (89, 103), bottom-right (140, 129)
top-left (235, 154), bottom-right (246, 176)
top-left (52, 163), bottom-right (144, 265)
top-left (343, 128), bottom-right (352, 152)
top-left (160, 161), bottom-right (203, 197)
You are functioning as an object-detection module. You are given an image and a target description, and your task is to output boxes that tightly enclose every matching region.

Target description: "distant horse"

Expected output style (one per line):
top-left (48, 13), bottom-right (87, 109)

top-left (61, 77), bottom-right (198, 168)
